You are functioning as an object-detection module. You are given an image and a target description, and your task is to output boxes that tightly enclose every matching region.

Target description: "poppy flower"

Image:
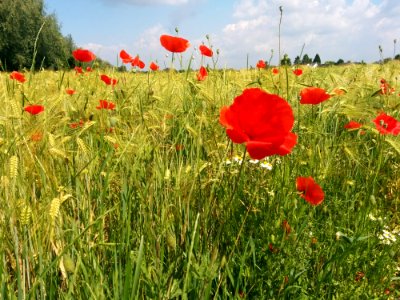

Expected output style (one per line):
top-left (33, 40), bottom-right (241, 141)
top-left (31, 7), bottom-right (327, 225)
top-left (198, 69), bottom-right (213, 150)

top-left (100, 74), bottom-right (118, 86)
top-left (24, 105), bottom-right (44, 115)
top-left (296, 176), bottom-right (324, 206)
top-left (30, 132), bottom-right (43, 142)
top-left (379, 78), bottom-right (395, 95)
top-left (96, 100), bottom-right (115, 110)
top-left (344, 121), bottom-right (362, 130)
top-left (160, 34), bottom-right (190, 53)
top-left (120, 50), bottom-right (134, 64)
top-left (10, 71), bottom-right (26, 83)
top-left (300, 87), bottom-right (331, 105)
top-left (149, 62), bottom-right (159, 71)
top-left (69, 119), bottom-right (85, 129)
top-left (86, 67), bottom-right (92, 72)
top-left (66, 88), bottom-right (76, 95)
top-left (219, 88), bottom-right (297, 160)
top-left (199, 44), bottom-right (213, 57)
top-left (373, 112), bottom-right (400, 135)
top-left (293, 68), bottom-right (303, 76)
top-left (197, 66), bottom-right (207, 81)
top-left (131, 55), bottom-right (145, 69)
top-left (75, 66), bottom-right (83, 74)
top-left (272, 68), bottom-right (279, 75)
top-left (72, 49), bottom-right (96, 63)
top-left (256, 60), bottom-right (266, 69)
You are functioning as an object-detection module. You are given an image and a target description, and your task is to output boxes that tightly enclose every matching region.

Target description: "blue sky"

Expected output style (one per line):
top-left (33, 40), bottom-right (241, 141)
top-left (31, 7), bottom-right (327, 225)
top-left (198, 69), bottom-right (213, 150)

top-left (44, 0), bottom-right (400, 69)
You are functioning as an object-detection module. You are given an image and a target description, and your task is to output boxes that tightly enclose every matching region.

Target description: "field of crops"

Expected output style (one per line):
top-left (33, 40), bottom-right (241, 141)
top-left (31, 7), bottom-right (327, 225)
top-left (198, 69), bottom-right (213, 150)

top-left (1, 60), bottom-right (400, 298)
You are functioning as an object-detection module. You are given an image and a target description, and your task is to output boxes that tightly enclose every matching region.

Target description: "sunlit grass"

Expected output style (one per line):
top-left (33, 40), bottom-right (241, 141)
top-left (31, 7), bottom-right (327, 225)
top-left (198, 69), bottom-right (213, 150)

top-left (0, 62), bottom-right (399, 298)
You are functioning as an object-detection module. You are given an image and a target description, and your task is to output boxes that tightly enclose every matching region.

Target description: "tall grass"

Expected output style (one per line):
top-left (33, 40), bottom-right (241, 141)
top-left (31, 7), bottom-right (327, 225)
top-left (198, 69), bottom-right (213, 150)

top-left (0, 62), bottom-right (399, 298)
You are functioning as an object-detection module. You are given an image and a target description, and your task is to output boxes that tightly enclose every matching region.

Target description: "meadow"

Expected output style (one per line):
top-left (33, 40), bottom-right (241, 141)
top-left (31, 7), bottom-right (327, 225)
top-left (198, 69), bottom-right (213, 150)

top-left (1, 60), bottom-right (400, 299)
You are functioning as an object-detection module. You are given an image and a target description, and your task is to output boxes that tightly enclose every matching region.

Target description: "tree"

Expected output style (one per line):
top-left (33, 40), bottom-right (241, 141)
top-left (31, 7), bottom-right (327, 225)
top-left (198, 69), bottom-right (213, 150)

top-left (336, 59), bottom-right (345, 65)
top-left (301, 54), bottom-right (312, 65)
top-left (312, 54), bottom-right (321, 65)
top-left (0, 0), bottom-right (74, 70)
top-left (280, 54), bottom-right (291, 66)
top-left (294, 56), bottom-right (301, 65)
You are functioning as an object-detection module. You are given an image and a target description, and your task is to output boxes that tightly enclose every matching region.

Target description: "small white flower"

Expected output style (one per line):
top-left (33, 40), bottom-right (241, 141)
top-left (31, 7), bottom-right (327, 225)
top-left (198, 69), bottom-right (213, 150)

top-left (368, 213), bottom-right (377, 221)
top-left (260, 161), bottom-right (272, 170)
top-left (249, 159), bottom-right (259, 164)
top-left (233, 155), bottom-right (243, 165)
top-left (225, 159), bottom-right (232, 165)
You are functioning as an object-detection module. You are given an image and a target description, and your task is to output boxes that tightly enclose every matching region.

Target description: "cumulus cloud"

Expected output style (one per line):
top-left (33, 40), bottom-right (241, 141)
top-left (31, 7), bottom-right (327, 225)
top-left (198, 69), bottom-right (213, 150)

top-left (216, 0), bottom-right (400, 67)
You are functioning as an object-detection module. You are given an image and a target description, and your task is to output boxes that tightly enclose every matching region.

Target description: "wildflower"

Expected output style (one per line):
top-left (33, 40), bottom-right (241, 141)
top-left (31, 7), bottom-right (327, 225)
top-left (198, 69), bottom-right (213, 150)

top-left (293, 68), bottom-right (303, 76)
top-left (272, 68), bottom-right (279, 75)
top-left (120, 49), bottom-right (134, 64)
top-left (72, 48), bottom-right (96, 62)
top-left (131, 55), bottom-right (145, 69)
top-left (10, 71), bottom-right (26, 83)
top-left (260, 161), bottom-right (273, 170)
top-left (150, 62), bottom-right (159, 71)
top-left (380, 79), bottom-right (395, 95)
top-left (219, 88), bottom-right (297, 160)
top-left (24, 105), bottom-right (44, 115)
top-left (100, 74), bottom-right (118, 86)
top-left (373, 112), bottom-right (400, 135)
top-left (96, 100), bottom-right (116, 110)
top-left (30, 132), bottom-right (43, 142)
top-left (344, 121), bottom-right (362, 130)
top-left (66, 88), bottom-right (76, 95)
top-left (296, 176), bottom-right (324, 206)
top-left (197, 66), bottom-right (207, 81)
top-left (160, 34), bottom-right (190, 53)
top-left (199, 44), bottom-right (213, 57)
top-left (232, 155), bottom-right (243, 165)
top-left (256, 60), bottom-right (266, 69)
top-left (248, 159), bottom-right (259, 164)
top-left (86, 66), bottom-right (92, 72)
top-left (69, 120), bottom-right (85, 129)
top-left (74, 66), bottom-right (83, 74)
top-left (300, 87), bottom-right (331, 105)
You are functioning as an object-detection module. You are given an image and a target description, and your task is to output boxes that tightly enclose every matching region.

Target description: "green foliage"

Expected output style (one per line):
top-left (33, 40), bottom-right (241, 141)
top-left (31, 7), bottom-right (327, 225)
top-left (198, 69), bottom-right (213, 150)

top-left (313, 53), bottom-right (321, 65)
top-left (281, 53), bottom-right (292, 66)
top-left (0, 0), bottom-right (75, 70)
top-left (0, 63), bottom-right (400, 298)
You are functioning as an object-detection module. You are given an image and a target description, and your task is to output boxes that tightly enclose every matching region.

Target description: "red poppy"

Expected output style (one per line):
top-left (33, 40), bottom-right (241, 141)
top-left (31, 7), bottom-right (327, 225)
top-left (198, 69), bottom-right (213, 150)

top-left (379, 78), bottom-right (395, 95)
top-left (86, 66), bottom-right (92, 72)
top-left (24, 105), bottom-right (44, 115)
top-left (282, 220), bottom-right (291, 235)
top-left (160, 34), bottom-right (190, 53)
top-left (66, 88), bottom-right (76, 95)
top-left (75, 66), bottom-right (83, 74)
top-left (344, 121), bottom-right (362, 130)
top-left (100, 74), bottom-right (118, 86)
top-left (373, 112), bottom-right (400, 135)
top-left (256, 60), bottom-right (266, 69)
top-left (293, 68), bottom-right (303, 76)
top-left (69, 119), bottom-right (85, 129)
top-left (131, 55), bottom-right (145, 69)
top-left (197, 66), bottom-right (208, 81)
top-left (219, 88), bottom-right (297, 160)
top-left (272, 68), bottom-right (279, 75)
top-left (30, 132), bottom-right (43, 142)
top-left (120, 50), bottom-right (134, 64)
top-left (296, 176), bottom-right (324, 206)
top-left (72, 49), bottom-right (96, 62)
top-left (300, 87), bottom-right (331, 105)
top-left (149, 62), bottom-right (159, 71)
top-left (10, 71), bottom-right (26, 83)
top-left (96, 100), bottom-right (116, 110)
top-left (199, 44), bottom-right (213, 57)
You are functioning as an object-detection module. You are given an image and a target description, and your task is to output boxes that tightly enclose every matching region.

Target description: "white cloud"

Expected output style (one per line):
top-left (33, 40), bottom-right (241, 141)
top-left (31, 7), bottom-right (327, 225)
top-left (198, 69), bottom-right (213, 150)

top-left (215, 0), bottom-right (400, 67)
